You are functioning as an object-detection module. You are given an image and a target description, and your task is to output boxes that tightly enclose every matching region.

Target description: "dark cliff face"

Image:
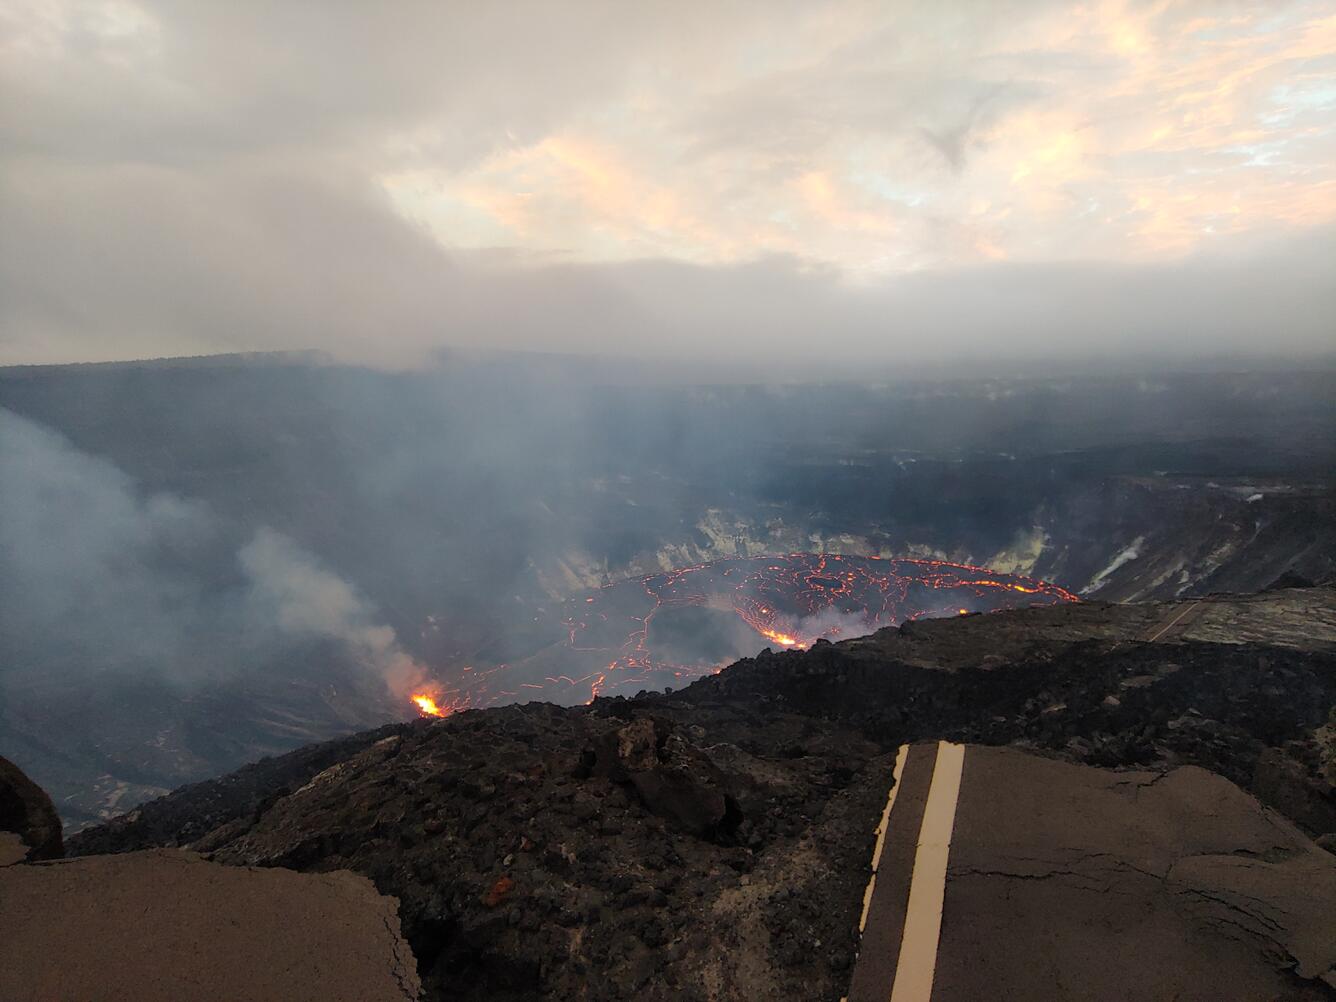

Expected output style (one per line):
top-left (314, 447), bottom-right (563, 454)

top-left (67, 590), bottom-right (1336, 1002)
top-left (1029, 477), bottom-right (1336, 601)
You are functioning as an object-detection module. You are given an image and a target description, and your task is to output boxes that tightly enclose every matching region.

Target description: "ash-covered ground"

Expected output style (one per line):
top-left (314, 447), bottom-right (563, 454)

top-left (70, 587), bottom-right (1336, 1001)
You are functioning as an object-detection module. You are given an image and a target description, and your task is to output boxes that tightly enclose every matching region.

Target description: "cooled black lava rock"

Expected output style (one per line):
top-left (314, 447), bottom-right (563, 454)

top-left (579, 716), bottom-right (741, 839)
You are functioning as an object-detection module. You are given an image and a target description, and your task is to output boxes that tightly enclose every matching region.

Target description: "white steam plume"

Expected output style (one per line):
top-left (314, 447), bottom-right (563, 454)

top-left (239, 528), bottom-right (428, 697)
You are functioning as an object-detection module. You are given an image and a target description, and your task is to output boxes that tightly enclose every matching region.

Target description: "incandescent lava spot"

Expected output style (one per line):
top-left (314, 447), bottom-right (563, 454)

top-left (411, 693), bottom-right (446, 718)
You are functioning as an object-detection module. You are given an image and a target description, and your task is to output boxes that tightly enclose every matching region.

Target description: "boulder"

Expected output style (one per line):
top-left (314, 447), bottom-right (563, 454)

top-left (582, 716), bottom-right (739, 838)
top-left (0, 757), bottom-right (63, 863)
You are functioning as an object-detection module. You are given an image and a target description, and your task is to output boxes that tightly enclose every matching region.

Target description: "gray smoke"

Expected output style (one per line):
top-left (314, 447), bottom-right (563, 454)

top-left (0, 408), bottom-right (424, 694)
top-left (791, 607), bottom-right (882, 643)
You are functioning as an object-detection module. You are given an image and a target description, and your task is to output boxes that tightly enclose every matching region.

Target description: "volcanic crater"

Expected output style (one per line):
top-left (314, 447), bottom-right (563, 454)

top-left (411, 553), bottom-right (1077, 716)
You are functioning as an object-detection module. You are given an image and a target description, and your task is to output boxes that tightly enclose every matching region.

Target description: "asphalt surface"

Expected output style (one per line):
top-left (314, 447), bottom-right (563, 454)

top-left (847, 742), bottom-right (1336, 1001)
top-left (0, 849), bottom-right (421, 1002)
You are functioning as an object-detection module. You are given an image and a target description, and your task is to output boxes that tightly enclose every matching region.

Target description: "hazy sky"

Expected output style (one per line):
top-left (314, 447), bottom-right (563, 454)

top-left (2, 0), bottom-right (1334, 367)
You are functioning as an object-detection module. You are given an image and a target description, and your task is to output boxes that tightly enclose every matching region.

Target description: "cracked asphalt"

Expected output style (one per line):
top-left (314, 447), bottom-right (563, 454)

top-left (849, 743), bottom-right (1336, 1001)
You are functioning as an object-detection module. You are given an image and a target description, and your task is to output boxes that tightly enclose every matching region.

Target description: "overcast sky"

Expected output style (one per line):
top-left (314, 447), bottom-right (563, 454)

top-left (1, 0), bottom-right (1334, 368)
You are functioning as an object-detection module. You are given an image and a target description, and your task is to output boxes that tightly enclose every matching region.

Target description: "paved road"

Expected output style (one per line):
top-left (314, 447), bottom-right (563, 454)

top-left (0, 849), bottom-right (421, 1002)
top-left (846, 742), bottom-right (1336, 1001)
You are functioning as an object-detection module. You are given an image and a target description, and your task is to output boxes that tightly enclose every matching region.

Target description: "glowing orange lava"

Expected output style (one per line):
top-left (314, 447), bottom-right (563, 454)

top-left (758, 627), bottom-right (802, 648)
top-left (411, 693), bottom-right (446, 717)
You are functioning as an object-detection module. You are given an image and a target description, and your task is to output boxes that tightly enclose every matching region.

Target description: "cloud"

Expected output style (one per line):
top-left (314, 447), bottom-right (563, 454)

top-left (2, 148), bottom-right (1333, 369)
top-left (1, 0), bottom-right (1334, 365)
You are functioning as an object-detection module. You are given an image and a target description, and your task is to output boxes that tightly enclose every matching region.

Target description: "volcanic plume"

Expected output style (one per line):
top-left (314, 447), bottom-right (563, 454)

top-left (410, 554), bottom-right (1076, 716)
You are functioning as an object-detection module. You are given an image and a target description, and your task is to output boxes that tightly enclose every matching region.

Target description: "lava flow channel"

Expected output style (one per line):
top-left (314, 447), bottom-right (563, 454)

top-left (410, 553), bottom-right (1077, 716)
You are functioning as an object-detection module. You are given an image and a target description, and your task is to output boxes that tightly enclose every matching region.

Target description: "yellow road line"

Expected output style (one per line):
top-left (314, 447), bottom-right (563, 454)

top-left (859, 744), bottom-right (910, 933)
top-left (889, 741), bottom-right (966, 1002)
